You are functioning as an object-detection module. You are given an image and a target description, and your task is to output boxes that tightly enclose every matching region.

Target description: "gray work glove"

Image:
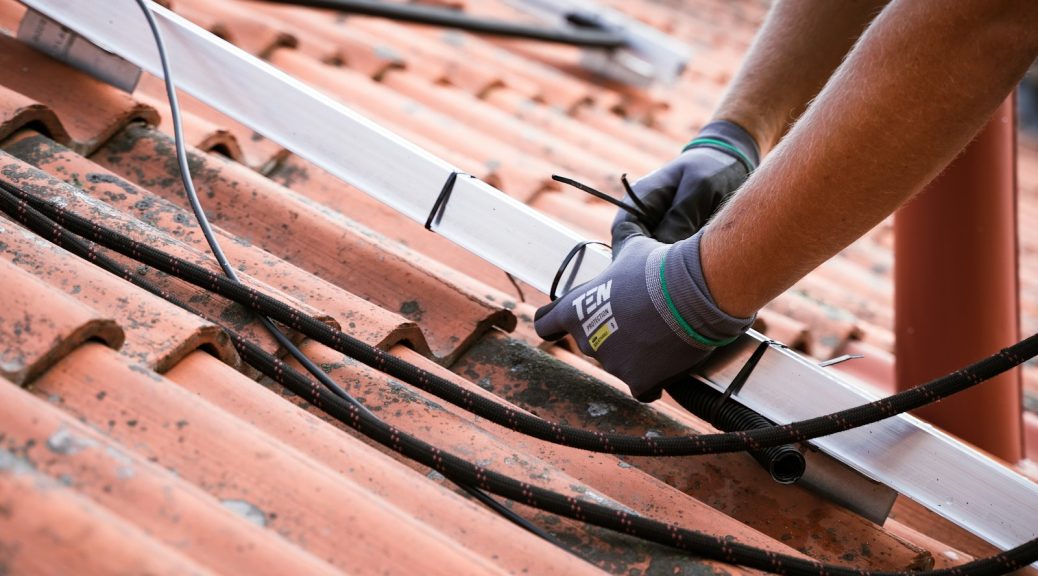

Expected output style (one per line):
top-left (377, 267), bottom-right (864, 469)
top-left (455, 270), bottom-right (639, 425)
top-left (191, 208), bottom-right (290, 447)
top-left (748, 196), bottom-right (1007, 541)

top-left (615, 120), bottom-right (759, 244)
top-left (534, 222), bottom-right (755, 401)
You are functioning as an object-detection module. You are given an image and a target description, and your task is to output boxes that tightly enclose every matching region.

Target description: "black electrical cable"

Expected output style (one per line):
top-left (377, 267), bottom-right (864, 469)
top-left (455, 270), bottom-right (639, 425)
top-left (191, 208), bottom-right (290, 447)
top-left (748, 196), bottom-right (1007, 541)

top-left (3, 182), bottom-right (1037, 576)
top-left (6, 180), bottom-right (1038, 461)
top-left (133, 0), bottom-right (548, 543)
top-left (133, 0), bottom-right (368, 417)
top-left (258, 0), bottom-right (626, 48)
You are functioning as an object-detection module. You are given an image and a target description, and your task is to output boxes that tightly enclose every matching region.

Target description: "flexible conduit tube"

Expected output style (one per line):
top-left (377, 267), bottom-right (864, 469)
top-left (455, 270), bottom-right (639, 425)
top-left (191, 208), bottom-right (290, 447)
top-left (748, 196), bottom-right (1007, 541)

top-left (666, 380), bottom-right (806, 484)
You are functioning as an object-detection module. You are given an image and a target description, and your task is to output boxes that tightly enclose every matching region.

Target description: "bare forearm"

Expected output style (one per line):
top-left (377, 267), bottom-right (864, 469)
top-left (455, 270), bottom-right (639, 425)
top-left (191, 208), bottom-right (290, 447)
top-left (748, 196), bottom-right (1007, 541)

top-left (713, 0), bottom-right (887, 155)
top-left (702, 0), bottom-right (1038, 319)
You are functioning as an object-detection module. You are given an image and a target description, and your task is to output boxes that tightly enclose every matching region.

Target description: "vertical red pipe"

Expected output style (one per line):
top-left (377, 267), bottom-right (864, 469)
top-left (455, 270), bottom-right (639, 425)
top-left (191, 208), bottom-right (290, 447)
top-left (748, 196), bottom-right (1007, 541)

top-left (893, 96), bottom-right (1022, 463)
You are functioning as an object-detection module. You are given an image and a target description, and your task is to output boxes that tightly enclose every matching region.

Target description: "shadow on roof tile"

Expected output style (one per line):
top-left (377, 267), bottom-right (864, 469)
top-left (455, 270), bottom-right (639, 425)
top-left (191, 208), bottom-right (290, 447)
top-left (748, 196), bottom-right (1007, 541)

top-left (0, 84), bottom-right (69, 146)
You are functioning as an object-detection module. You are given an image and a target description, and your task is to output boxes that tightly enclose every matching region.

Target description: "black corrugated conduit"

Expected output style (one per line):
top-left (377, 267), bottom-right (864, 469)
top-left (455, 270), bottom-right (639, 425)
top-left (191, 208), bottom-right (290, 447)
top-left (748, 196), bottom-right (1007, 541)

top-left (665, 381), bottom-right (805, 484)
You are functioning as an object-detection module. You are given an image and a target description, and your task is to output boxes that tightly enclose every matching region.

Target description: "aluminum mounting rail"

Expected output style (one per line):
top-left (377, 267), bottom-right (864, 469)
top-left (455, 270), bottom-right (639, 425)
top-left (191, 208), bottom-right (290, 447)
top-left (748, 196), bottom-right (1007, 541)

top-left (20, 0), bottom-right (1038, 556)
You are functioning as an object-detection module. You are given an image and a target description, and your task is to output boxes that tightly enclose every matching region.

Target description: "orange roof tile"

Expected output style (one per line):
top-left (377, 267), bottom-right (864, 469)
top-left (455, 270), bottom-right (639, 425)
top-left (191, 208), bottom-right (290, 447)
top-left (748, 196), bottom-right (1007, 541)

top-left (0, 34), bottom-right (157, 154)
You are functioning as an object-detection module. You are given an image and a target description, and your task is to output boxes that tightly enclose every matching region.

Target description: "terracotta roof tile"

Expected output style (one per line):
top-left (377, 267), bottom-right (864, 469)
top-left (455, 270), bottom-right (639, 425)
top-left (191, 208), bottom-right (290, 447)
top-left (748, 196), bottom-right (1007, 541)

top-left (0, 216), bottom-right (236, 372)
top-left (4, 130), bottom-right (423, 353)
top-left (267, 153), bottom-right (533, 303)
top-left (0, 84), bottom-right (69, 145)
top-left (0, 371), bottom-right (343, 576)
top-left (166, 349), bottom-right (603, 575)
top-left (458, 332), bottom-right (933, 570)
top-left (0, 258), bottom-right (123, 385)
top-left (0, 0), bottom-right (25, 33)
top-left (0, 34), bottom-right (158, 154)
top-left (267, 47), bottom-right (561, 201)
top-left (35, 343), bottom-right (509, 575)
top-left (173, 0), bottom-right (298, 57)
top-left (136, 74), bottom-right (289, 171)
top-left (244, 1), bottom-right (405, 77)
top-left (92, 124), bottom-right (505, 361)
top-left (0, 143), bottom-right (339, 358)
top-left (281, 339), bottom-right (760, 574)
top-left (0, 444), bottom-right (216, 576)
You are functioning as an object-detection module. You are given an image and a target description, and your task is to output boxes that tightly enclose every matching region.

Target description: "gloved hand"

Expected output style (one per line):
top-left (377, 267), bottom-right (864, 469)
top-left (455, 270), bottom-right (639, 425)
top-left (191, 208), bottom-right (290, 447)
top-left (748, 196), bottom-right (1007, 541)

top-left (534, 222), bottom-right (755, 401)
top-left (615, 120), bottom-right (759, 244)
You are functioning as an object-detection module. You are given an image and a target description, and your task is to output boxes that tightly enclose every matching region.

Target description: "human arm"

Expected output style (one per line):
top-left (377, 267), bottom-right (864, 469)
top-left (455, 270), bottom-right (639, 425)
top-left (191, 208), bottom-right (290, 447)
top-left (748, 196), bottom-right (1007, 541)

top-left (619, 0), bottom-right (885, 244)
top-left (537, 0), bottom-right (1038, 400)
top-left (702, 0), bottom-right (1038, 318)
top-left (712, 0), bottom-right (889, 156)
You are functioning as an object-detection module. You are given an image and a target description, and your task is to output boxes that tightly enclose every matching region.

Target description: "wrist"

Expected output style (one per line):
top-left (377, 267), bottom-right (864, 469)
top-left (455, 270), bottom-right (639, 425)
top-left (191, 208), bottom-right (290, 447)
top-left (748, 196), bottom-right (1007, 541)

top-left (683, 120), bottom-right (762, 174)
top-left (645, 231), bottom-right (756, 348)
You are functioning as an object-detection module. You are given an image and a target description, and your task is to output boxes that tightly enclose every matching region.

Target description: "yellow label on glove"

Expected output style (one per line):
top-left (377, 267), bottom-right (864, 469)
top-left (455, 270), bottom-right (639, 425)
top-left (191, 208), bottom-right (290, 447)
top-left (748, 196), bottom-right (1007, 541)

top-left (589, 318), bottom-right (618, 351)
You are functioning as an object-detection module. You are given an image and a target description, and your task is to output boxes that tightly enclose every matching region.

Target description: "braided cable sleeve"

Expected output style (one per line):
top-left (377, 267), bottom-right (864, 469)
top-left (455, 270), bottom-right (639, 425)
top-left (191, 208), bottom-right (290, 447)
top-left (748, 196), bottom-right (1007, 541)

top-left (2, 178), bottom-right (1037, 575)
top-left (3, 180), bottom-right (1037, 458)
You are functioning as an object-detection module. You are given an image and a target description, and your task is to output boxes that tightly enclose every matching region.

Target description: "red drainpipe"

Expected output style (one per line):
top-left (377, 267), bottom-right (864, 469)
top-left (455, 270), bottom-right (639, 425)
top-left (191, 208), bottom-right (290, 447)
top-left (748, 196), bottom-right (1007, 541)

top-left (893, 95), bottom-right (1022, 463)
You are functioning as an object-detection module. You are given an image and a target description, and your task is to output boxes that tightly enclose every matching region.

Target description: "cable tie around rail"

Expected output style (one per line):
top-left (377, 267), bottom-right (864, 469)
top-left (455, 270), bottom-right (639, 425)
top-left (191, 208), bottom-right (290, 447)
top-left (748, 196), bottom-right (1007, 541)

top-left (549, 240), bottom-right (610, 301)
top-left (708, 339), bottom-right (783, 424)
top-left (504, 271), bottom-right (526, 303)
top-left (425, 170), bottom-right (472, 231)
top-left (552, 174), bottom-right (650, 226)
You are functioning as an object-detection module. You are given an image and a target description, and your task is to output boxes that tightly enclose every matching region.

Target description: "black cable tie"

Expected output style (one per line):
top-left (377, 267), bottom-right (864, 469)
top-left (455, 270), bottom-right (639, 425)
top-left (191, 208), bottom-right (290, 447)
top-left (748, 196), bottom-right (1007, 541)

top-left (549, 240), bottom-right (610, 301)
top-left (620, 173), bottom-right (649, 215)
top-left (504, 272), bottom-right (526, 303)
top-left (552, 174), bottom-right (649, 226)
top-left (425, 171), bottom-right (471, 231)
top-left (708, 339), bottom-right (784, 424)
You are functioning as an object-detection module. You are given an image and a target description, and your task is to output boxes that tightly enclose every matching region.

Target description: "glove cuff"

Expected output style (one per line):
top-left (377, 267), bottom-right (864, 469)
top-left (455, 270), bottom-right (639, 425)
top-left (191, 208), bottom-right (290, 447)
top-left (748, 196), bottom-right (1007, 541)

top-left (645, 230), bottom-right (755, 348)
top-left (682, 120), bottom-right (761, 174)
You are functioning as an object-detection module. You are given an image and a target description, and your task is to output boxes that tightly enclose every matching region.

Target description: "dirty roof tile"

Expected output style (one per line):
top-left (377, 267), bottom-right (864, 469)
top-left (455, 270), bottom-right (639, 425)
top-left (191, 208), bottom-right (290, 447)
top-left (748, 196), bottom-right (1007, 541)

top-left (0, 371), bottom-right (343, 576)
top-left (34, 343), bottom-right (510, 575)
top-left (92, 123), bottom-right (516, 362)
top-left (0, 258), bottom-right (123, 385)
top-left (166, 349), bottom-right (602, 575)
top-left (0, 146), bottom-right (336, 357)
top-left (0, 450), bottom-right (216, 576)
top-left (5, 130), bottom-right (425, 353)
top-left (0, 84), bottom-right (69, 145)
top-left (0, 218), bottom-right (237, 372)
top-left (456, 331), bottom-right (933, 570)
top-left (0, 34), bottom-right (158, 154)
top-left (281, 338), bottom-right (765, 574)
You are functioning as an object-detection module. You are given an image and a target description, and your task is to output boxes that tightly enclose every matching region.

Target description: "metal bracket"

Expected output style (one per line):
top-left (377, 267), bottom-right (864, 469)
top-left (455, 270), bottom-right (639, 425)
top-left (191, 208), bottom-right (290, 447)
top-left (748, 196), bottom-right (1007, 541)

top-left (16, 8), bottom-right (141, 92)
